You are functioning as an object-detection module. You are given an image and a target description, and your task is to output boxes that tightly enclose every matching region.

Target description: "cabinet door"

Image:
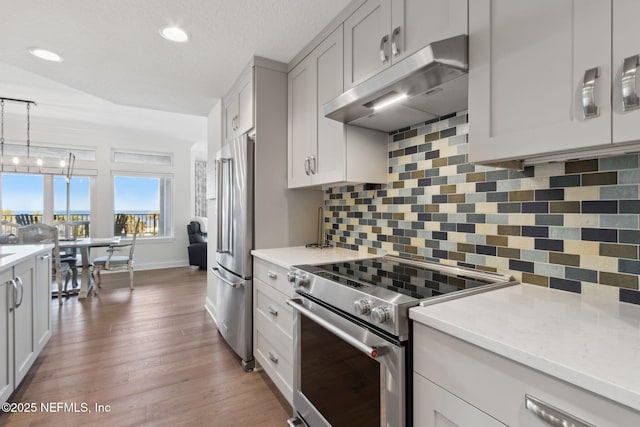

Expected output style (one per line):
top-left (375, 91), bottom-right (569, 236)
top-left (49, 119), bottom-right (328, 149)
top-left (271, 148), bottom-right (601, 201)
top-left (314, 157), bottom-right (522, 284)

top-left (223, 94), bottom-right (238, 142)
top-left (344, 0), bottom-right (392, 89)
top-left (236, 70), bottom-right (254, 136)
top-left (288, 56), bottom-right (314, 188)
top-left (468, 0), bottom-right (612, 163)
top-left (13, 260), bottom-right (35, 386)
top-left (0, 277), bottom-right (14, 404)
top-left (612, 1), bottom-right (640, 143)
top-left (34, 253), bottom-right (51, 354)
top-left (313, 26), bottom-right (347, 185)
top-left (390, 0), bottom-right (468, 64)
top-left (414, 373), bottom-right (507, 427)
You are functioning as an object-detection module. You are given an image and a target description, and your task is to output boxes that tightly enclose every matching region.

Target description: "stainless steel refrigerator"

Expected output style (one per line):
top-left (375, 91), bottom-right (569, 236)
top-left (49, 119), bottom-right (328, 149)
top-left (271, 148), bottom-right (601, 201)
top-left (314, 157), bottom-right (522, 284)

top-left (212, 133), bottom-right (255, 371)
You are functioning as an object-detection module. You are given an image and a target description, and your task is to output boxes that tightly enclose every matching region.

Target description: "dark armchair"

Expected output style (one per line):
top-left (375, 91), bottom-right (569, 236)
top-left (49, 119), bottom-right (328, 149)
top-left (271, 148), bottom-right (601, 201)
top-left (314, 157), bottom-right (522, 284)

top-left (187, 220), bottom-right (207, 270)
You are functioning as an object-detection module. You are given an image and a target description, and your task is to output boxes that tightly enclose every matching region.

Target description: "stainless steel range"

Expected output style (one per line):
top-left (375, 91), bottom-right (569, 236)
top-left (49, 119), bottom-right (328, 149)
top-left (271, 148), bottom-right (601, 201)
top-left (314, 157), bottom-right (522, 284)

top-left (285, 255), bottom-right (515, 427)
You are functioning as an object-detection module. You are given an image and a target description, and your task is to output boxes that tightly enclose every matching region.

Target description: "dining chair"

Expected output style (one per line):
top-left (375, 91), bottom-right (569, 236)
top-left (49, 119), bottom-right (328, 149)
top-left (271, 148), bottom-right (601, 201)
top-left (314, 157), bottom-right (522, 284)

top-left (15, 213), bottom-right (37, 226)
top-left (54, 220), bottom-right (81, 289)
top-left (114, 213), bottom-right (129, 236)
top-left (0, 220), bottom-right (20, 243)
top-left (18, 223), bottom-right (72, 304)
top-left (92, 219), bottom-right (141, 294)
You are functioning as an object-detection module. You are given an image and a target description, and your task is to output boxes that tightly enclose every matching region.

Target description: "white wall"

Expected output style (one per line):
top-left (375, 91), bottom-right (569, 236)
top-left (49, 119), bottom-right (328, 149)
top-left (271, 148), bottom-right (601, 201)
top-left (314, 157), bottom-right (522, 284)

top-left (0, 62), bottom-right (209, 270)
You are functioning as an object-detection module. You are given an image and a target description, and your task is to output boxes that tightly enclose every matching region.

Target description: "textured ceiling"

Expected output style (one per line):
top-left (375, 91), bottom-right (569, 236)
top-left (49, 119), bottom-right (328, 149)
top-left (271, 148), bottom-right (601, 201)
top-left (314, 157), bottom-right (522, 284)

top-left (0, 0), bottom-right (351, 116)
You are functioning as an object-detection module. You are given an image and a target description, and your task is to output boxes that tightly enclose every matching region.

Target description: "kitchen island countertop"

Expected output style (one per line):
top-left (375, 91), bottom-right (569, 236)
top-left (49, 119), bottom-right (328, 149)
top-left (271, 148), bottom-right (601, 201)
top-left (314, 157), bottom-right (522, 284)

top-left (251, 245), bottom-right (379, 269)
top-left (0, 244), bottom-right (53, 271)
top-left (410, 283), bottom-right (640, 412)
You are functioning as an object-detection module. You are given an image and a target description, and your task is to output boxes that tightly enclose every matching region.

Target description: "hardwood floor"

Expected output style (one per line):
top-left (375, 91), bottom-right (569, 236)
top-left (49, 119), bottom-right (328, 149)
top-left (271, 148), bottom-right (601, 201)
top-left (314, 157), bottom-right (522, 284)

top-left (1, 267), bottom-right (291, 427)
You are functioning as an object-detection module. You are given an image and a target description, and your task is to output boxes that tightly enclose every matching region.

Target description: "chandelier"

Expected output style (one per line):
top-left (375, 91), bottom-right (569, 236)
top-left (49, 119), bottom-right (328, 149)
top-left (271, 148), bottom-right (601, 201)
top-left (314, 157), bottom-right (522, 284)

top-left (0, 96), bottom-right (73, 174)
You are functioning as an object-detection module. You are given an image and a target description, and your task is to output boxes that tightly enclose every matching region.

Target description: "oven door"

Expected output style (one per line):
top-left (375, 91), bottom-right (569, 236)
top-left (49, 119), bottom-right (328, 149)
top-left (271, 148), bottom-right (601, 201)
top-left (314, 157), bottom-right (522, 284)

top-left (287, 297), bottom-right (406, 427)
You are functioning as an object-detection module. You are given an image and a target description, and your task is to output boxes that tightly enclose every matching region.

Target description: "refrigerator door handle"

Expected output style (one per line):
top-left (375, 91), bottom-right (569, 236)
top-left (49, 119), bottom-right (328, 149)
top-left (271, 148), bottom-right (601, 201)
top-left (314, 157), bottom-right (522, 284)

top-left (211, 267), bottom-right (243, 288)
top-left (216, 158), bottom-right (233, 254)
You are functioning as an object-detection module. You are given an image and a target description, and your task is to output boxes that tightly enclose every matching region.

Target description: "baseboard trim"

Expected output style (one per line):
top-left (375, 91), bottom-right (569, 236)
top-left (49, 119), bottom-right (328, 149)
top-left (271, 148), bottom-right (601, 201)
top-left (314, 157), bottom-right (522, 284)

top-left (204, 297), bottom-right (218, 326)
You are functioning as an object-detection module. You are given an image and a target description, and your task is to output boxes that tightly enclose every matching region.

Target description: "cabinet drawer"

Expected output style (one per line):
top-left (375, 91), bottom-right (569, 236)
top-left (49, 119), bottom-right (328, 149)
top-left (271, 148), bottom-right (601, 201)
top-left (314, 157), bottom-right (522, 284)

top-left (253, 258), bottom-right (292, 296)
top-left (255, 278), bottom-right (293, 339)
top-left (414, 323), bottom-right (640, 427)
top-left (255, 321), bottom-right (293, 404)
top-left (414, 372), bottom-right (506, 427)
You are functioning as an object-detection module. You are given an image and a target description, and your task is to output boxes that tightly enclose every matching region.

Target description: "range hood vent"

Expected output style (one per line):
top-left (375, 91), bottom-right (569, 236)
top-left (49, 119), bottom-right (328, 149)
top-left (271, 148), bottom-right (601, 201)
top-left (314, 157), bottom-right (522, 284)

top-left (323, 35), bottom-right (468, 132)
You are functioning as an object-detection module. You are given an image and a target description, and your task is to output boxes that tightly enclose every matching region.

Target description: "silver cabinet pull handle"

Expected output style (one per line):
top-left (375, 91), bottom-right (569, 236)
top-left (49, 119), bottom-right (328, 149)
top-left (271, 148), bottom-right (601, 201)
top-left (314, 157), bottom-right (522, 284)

top-left (391, 27), bottom-right (401, 56)
top-left (268, 351), bottom-right (278, 364)
top-left (14, 276), bottom-right (24, 309)
top-left (582, 67), bottom-right (600, 119)
top-left (267, 306), bottom-right (278, 317)
top-left (304, 157), bottom-right (310, 176)
top-left (525, 395), bottom-right (596, 427)
top-left (622, 54), bottom-right (640, 111)
top-left (9, 279), bottom-right (18, 312)
top-left (379, 34), bottom-right (389, 63)
top-left (287, 298), bottom-right (383, 359)
top-left (309, 155), bottom-right (316, 175)
top-left (267, 271), bottom-right (277, 280)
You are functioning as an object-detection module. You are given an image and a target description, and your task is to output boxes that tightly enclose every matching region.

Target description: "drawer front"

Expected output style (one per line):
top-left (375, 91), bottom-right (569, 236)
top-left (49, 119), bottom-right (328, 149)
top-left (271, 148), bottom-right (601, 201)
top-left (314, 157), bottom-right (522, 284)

top-left (253, 258), bottom-right (292, 296)
top-left (414, 372), bottom-right (506, 427)
top-left (413, 323), bottom-right (640, 427)
top-left (255, 321), bottom-right (293, 404)
top-left (255, 278), bottom-right (293, 339)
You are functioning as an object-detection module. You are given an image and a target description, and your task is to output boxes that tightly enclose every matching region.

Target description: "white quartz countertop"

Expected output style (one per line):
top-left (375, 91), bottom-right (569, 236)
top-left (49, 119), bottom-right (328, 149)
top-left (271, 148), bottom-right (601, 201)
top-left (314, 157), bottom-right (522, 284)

top-left (251, 246), bottom-right (379, 269)
top-left (0, 244), bottom-right (52, 270)
top-left (409, 283), bottom-right (640, 412)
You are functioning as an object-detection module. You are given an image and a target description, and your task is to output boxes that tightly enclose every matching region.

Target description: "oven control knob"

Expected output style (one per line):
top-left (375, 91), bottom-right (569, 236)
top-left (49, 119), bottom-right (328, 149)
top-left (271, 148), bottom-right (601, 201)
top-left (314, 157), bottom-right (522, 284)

top-left (287, 270), bottom-right (297, 284)
top-left (353, 299), bottom-right (372, 315)
top-left (371, 306), bottom-right (390, 324)
top-left (294, 273), bottom-right (309, 289)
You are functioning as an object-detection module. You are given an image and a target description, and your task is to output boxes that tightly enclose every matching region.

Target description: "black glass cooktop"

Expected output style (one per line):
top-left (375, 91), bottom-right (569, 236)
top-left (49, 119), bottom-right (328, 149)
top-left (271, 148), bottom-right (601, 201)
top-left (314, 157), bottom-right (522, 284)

top-left (311, 257), bottom-right (495, 300)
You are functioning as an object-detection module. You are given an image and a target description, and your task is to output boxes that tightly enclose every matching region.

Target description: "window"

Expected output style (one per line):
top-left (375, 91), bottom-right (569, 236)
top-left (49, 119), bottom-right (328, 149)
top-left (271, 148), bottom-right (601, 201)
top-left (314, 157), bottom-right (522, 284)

top-left (1, 173), bottom-right (44, 223)
top-left (54, 176), bottom-right (91, 237)
top-left (113, 174), bottom-right (172, 238)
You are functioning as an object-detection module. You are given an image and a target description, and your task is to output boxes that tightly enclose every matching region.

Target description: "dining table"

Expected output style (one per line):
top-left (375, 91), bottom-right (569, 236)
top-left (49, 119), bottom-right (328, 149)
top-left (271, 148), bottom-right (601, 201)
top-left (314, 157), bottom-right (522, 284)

top-left (59, 236), bottom-right (121, 298)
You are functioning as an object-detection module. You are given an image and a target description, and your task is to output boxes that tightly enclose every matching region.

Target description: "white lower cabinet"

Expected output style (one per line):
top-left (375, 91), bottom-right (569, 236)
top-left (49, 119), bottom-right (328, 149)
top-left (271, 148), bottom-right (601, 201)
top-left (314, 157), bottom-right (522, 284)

top-left (0, 271), bottom-right (14, 404)
top-left (253, 257), bottom-right (294, 405)
top-left (1, 250), bottom-right (52, 405)
top-left (413, 322), bottom-right (640, 427)
top-left (12, 259), bottom-right (35, 387)
top-left (414, 373), bottom-right (506, 427)
top-left (33, 252), bottom-right (52, 354)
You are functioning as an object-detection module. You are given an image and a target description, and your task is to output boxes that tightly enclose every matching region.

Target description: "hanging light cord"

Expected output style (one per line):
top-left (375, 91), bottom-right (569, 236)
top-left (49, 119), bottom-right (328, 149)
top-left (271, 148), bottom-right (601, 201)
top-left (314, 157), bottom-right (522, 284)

top-left (1, 99), bottom-right (4, 172)
top-left (26, 102), bottom-right (31, 172)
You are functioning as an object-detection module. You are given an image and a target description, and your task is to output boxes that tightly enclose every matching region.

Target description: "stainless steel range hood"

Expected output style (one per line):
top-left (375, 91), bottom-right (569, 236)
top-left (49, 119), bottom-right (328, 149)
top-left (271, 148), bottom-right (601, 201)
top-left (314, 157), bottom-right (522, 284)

top-left (323, 35), bottom-right (468, 132)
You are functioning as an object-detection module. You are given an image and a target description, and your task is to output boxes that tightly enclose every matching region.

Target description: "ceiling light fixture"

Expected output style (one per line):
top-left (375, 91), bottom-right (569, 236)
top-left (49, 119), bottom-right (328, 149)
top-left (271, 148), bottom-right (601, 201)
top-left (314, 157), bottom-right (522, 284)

top-left (160, 26), bottom-right (189, 43)
top-left (0, 97), bottom-right (74, 175)
top-left (28, 48), bottom-right (63, 62)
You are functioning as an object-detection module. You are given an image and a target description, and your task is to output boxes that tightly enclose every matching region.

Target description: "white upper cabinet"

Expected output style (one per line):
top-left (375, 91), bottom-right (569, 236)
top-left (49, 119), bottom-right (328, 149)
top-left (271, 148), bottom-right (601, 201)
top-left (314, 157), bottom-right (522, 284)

top-left (314, 26), bottom-right (349, 185)
top-left (390, 0), bottom-right (468, 64)
top-left (344, 0), bottom-right (468, 89)
top-left (469, 0), bottom-right (640, 164)
top-left (288, 26), bottom-right (388, 189)
top-left (344, 0), bottom-right (391, 89)
top-left (223, 67), bottom-right (254, 142)
top-left (288, 55), bottom-right (315, 189)
top-left (612, 1), bottom-right (640, 143)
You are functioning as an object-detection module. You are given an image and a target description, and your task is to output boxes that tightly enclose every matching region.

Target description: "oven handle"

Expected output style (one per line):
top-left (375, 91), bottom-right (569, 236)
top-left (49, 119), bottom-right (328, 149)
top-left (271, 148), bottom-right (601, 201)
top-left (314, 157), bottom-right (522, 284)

top-left (286, 298), bottom-right (382, 359)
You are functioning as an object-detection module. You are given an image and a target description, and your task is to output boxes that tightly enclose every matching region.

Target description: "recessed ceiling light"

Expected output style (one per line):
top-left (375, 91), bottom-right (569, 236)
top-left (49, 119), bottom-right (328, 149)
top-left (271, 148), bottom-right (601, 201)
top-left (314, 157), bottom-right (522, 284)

top-left (160, 26), bottom-right (189, 43)
top-left (28, 48), bottom-right (63, 62)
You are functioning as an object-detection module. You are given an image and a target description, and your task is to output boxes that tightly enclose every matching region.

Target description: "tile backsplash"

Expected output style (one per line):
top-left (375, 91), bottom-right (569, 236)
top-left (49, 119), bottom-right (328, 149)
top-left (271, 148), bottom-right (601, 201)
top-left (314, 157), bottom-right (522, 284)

top-left (324, 111), bottom-right (640, 304)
